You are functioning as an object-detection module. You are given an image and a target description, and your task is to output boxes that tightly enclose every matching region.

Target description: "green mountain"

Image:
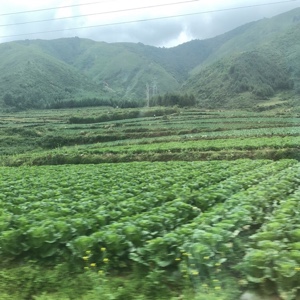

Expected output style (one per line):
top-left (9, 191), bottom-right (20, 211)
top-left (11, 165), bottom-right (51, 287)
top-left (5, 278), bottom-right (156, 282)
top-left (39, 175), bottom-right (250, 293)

top-left (183, 51), bottom-right (293, 108)
top-left (31, 39), bottom-right (180, 98)
top-left (0, 40), bottom-right (107, 109)
top-left (0, 7), bottom-right (300, 110)
top-left (184, 8), bottom-right (300, 108)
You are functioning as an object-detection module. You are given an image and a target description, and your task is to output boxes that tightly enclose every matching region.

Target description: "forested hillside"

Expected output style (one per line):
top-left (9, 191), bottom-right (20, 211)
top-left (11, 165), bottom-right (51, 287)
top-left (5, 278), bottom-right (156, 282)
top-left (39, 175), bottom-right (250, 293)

top-left (183, 51), bottom-right (293, 108)
top-left (183, 7), bottom-right (300, 108)
top-left (0, 7), bottom-right (300, 110)
top-left (0, 41), bottom-right (107, 109)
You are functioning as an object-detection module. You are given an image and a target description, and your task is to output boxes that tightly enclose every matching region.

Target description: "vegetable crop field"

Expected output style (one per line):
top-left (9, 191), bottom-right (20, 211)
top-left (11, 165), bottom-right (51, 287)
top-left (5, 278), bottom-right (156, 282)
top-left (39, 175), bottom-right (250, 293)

top-left (0, 107), bottom-right (300, 300)
top-left (0, 107), bottom-right (300, 165)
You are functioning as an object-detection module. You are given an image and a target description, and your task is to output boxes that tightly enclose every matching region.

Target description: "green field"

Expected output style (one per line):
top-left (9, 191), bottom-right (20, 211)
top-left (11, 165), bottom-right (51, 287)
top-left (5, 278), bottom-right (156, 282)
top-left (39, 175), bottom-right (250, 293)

top-left (0, 107), bottom-right (299, 165)
top-left (0, 107), bottom-right (300, 300)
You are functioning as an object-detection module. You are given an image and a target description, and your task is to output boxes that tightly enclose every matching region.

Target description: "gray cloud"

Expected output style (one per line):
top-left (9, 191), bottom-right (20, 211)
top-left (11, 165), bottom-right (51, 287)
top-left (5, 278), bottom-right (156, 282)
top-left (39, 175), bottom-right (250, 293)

top-left (79, 19), bottom-right (184, 45)
top-left (0, 1), bottom-right (299, 46)
top-left (185, 2), bottom-right (300, 40)
top-left (76, 2), bottom-right (300, 46)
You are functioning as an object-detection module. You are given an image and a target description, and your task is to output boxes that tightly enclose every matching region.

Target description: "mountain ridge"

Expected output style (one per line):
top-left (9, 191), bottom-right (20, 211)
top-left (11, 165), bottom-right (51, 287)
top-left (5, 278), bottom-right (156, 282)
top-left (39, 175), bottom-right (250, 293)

top-left (1, 7), bottom-right (300, 110)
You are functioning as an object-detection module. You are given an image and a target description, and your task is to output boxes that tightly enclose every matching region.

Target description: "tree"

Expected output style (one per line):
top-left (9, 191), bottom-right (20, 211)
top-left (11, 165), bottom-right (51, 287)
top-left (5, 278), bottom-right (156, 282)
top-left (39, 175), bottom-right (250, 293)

top-left (3, 93), bottom-right (14, 106)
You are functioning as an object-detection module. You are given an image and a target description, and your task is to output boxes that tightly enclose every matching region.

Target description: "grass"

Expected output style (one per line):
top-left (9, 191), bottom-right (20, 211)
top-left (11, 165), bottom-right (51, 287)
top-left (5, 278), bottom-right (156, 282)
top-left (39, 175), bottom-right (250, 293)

top-left (0, 261), bottom-right (241, 300)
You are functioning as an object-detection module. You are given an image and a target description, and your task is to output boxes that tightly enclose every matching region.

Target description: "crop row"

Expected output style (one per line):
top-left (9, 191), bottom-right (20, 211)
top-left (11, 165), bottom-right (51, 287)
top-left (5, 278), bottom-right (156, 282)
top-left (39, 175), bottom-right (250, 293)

top-left (1, 158), bottom-right (299, 300)
top-left (131, 160), bottom-right (299, 269)
top-left (181, 163), bottom-right (300, 276)
top-left (67, 159), bottom-right (275, 261)
top-left (84, 126), bottom-right (300, 150)
top-left (241, 188), bottom-right (300, 298)
top-left (124, 115), bottom-right (300, 126)
top-left (0, 160), bottom-right (267, 259)
top-left (0, 160), bottom-right (256, 220)
top-left (68, 160), bottom-right (295, 264)
top-left (88, 136), bottom-right (300, 155)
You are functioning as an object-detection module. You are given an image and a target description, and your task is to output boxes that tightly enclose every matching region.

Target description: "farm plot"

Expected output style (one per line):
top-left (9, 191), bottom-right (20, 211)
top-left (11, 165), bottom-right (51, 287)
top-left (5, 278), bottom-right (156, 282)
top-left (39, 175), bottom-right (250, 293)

top-left (0, 108), bottom-right (299, 163)
top-left (1, 159), bottom-right (300, 297)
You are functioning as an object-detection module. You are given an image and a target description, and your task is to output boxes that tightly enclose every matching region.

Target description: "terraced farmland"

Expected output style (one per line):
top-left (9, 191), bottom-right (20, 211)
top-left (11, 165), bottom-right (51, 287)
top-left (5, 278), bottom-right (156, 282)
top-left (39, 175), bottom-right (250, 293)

top-left (0, 107), bottom-right (300, 299)
top-left (0, 107), bottom-right (299, 165)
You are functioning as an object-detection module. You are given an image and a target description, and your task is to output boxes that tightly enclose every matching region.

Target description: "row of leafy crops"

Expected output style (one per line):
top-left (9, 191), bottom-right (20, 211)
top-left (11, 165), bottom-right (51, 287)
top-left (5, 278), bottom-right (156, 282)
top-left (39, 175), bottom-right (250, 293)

top-left (0, 160), bottom-right (264, 258)
top-left (78, 126), bottom-right (300, 148)
top-left (1, 107), bottom-right (299, 158)
top-left (241, 187), bottom-right (300, 299)
top-left (130, 160), bottom-right (298, 264)
top-left (1, 159), bottom-right (300, 298)
top-left (85, 136), bottom-right (300, 155)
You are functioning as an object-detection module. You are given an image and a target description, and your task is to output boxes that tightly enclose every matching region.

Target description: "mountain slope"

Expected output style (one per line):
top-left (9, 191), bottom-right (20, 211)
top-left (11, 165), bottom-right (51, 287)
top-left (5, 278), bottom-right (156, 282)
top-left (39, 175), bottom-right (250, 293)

top-left (71, 41), bottom-right (180, 99)
top-left (0, 41), bottom-right (107, 109)
top-left (0, 7), bottom-right (300, 110)
top-left (265, 23), bottom-right (300, 94)
top-left (183, 8), bottom-right (300, 108)
top-left (183, 51), bottom-right (293, 108)
top-left (191, 7), bottom-right (300, 73)
top-left (8, 20), bottom-right (259, 103)
top-left (11, 39), bottom-right (182, 101)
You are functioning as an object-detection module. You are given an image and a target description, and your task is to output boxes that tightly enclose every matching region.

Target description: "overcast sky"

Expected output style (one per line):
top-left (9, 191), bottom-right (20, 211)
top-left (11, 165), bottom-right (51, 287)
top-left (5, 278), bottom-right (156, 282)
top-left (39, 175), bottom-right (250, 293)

top-left (0, 0), bottom-right (299, 47)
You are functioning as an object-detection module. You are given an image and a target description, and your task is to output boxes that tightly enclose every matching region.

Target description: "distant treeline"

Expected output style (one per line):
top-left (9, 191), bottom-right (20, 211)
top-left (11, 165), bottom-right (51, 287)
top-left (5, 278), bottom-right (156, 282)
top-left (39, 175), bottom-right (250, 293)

top-left (2, 92), bottom-right (196, 110)
top-left (47, 97), bottom-right (114, 109)
top-left (50, 93), bottom-right (196, 110)
top-left (2, 94), bottom-right (144, 110)
top-left (46, 97), bottom-right (146, 109)
top-left (3, 92), bottom-right (45, 110)
top-left (149, 93), bottom-right (196, 107)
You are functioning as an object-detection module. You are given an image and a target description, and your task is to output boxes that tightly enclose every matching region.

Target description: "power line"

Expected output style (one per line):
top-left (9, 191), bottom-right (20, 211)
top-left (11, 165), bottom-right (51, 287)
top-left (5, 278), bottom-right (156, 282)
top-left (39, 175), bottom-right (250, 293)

top-left (0, 0), bottom-right (200, 27)
top-left (0, 0), bottom-right (299, 40)
top-left (0, 0), bottom-right (118, 16)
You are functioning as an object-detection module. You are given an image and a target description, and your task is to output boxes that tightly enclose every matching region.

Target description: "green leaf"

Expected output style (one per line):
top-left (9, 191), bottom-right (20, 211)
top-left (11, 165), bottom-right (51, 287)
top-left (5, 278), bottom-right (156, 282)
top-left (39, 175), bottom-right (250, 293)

top-left (69, 235), bottom-right (94, 256)
top-left (275, 259), bottom-right (298, 278)
top-left (246, 274), bottom-right (266, 283)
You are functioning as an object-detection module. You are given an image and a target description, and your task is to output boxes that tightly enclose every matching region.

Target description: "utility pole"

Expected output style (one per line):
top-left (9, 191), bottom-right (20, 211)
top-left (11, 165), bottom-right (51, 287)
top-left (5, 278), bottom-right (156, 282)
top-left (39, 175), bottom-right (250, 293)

top-left (146, 83), bottom-right (150, 107)
top-left (152, 80), bottom-right (157, 97)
